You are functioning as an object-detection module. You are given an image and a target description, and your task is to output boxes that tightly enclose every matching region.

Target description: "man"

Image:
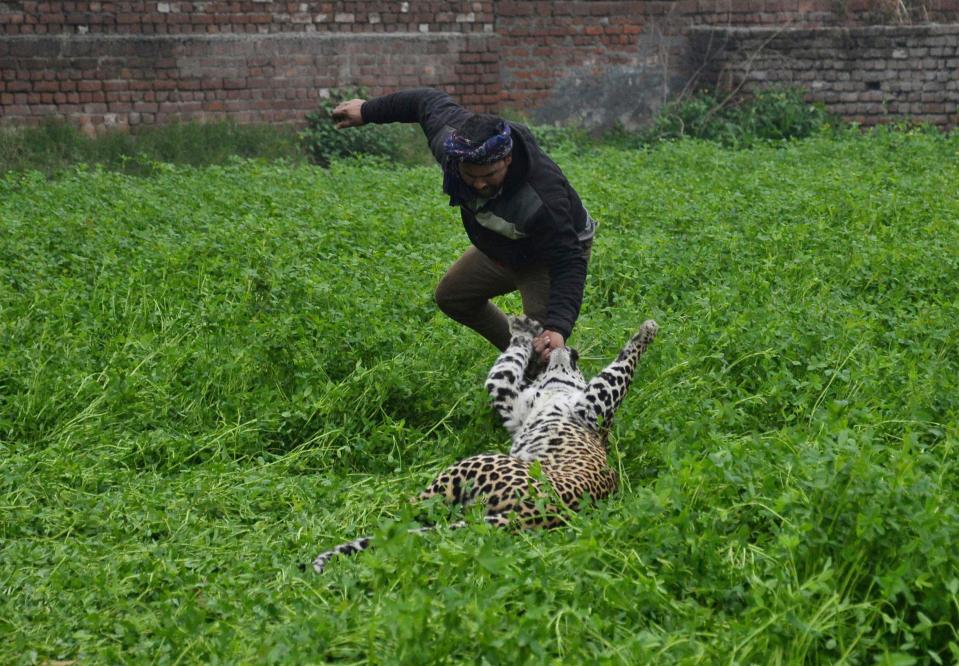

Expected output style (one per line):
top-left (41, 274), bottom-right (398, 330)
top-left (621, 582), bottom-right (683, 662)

top-left (332, 88), bottom-right (595, 363)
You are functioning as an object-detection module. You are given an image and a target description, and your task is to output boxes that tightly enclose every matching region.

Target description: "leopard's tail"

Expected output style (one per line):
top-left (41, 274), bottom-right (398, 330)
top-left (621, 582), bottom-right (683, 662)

top-left (306, 523), bottom-right (458, 574)
top-left (308, 535), bottom-right (374, 574)
top-left (306, 516), bottom-right (512, 574)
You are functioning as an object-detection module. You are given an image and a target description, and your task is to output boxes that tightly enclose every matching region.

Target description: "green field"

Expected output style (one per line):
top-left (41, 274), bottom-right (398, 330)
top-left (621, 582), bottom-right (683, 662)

top-left (2, 130), bottom-right (958, 664)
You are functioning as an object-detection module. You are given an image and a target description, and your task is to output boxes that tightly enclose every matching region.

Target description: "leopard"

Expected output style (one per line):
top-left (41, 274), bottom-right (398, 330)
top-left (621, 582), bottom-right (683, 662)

top-left (309, 315), bottom-right (658, 573)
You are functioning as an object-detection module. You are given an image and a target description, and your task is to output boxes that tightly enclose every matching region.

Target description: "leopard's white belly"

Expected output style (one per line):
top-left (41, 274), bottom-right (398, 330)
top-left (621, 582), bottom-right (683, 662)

top-left (508, 388), bottom-right (583, 460)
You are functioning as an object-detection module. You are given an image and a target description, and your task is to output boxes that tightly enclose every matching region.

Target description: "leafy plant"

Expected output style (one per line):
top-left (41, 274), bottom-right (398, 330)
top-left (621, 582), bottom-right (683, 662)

top-left (527, 123), bottom-right (592, 153)
top-left (299, 87), bottom-right (430, 167)
top-left (620, 87), bottom-right (835, 148)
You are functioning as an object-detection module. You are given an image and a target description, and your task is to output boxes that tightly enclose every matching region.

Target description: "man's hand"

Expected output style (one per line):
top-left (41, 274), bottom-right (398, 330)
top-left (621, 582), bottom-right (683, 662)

top-left (532, 330), bottom-right (565, 364)
top-left (331, 99), bottom-right (366, 129)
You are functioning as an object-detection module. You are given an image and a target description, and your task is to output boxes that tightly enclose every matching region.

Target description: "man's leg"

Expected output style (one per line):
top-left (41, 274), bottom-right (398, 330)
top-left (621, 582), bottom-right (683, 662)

top-left (434, 246), bottom-right (517, 350)
top-left (516, 239), bottom-right (593, 333)
top-left (515, 264), bottom-right (550, 326)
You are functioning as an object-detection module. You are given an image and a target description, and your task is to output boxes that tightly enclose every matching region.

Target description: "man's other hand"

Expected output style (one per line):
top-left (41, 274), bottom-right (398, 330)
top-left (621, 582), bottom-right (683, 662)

top-left (331, 99), bottom-right (366, 129)
top-left (533, 330), bottom-right (565, 364)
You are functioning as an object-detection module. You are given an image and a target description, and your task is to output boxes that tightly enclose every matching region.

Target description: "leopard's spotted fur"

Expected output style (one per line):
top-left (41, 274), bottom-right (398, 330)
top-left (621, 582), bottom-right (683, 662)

top-left (310, 316), bottom-right (658, 573)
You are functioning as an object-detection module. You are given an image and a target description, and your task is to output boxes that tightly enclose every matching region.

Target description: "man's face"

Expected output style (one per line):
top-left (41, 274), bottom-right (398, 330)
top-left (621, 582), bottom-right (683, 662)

top-left (458, 154), bottom-right (512, 199)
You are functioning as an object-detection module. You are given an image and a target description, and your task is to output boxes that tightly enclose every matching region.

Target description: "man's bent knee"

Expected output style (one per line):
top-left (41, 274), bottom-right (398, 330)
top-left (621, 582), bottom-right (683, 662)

top-left (434, 278), bottom-right (473, 320)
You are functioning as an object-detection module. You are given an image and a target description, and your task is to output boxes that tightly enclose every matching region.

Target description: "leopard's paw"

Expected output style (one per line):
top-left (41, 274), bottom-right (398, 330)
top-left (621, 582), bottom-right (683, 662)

top-left (629, 319), bottom-right (659, 350)
top-left (508, 315), bottom-right (544, 339)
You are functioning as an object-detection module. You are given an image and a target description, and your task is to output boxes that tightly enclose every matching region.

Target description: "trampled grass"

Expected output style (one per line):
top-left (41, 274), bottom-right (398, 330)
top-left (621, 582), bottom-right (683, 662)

top-left (2, 129), bottom-right (958, 664)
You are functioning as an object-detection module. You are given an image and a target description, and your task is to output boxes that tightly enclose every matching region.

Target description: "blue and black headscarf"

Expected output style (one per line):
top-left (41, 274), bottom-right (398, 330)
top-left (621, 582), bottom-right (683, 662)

top-left (442, 121), bottom-right (513, 206)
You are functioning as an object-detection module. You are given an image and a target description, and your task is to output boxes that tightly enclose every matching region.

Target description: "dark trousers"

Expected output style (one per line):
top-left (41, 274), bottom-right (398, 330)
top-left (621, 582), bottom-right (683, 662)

top-left (434, 241), bottom-right (592, 351)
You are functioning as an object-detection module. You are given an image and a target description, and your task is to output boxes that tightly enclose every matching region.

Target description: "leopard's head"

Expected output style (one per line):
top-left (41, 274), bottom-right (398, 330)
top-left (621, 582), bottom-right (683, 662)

top-left (539, 346), bottom-right (587, 390)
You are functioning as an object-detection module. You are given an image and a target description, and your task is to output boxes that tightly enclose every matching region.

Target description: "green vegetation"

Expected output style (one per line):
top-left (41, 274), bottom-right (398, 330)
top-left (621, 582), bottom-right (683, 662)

top-left (620, 88), bottom-right (837, 148)
top-left (299, 88), bottom-right (434, 167)
top-left (1, 87), bottom-right (833, 177)
top-left (0, 120), bottom-right (304, 176)
top-left (2, 128), bottom-right (958, 663)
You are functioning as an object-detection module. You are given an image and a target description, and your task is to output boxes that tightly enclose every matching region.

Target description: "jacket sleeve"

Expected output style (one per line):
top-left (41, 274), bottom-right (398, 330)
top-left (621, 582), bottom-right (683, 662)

top-left (529, 202), bottom-right (588, 341)
top-left (360, 88), bottom-right (470, 159)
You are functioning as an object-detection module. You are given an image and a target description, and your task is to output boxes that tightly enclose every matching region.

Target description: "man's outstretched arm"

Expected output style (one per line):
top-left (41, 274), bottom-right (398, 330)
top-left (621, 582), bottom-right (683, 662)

top-left (331, 88), bottom-right (469, 144)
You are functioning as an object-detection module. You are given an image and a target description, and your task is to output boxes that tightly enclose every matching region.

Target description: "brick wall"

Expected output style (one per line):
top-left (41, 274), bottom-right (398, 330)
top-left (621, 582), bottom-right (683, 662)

top-left (0, 2), bottom-right (499, 130)
top-left (0, 1), bottom-right (495, 34)
top-left (494, 0), bottom-right (959, 128)
top-left (690, 24), bottom-right (959, 128)
top-left (0, 32), bottom-right (498, 132)
top-left (671, 0), bottom-right (959, 27)
top-left (1, 1), bottom-right (958, 132)
top-left (497, 2), bottom-right (651, 108)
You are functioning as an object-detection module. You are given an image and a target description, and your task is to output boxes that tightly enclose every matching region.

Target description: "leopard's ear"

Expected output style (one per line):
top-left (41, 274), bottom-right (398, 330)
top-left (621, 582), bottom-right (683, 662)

top-left (569, 347), bottom-right (580, 367)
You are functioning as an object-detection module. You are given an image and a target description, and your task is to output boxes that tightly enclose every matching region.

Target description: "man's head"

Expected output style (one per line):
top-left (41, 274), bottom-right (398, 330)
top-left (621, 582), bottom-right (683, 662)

top-left (443, 114), bottom-right (514, 201)
top-left (458, 155), bottom-right (512, 199)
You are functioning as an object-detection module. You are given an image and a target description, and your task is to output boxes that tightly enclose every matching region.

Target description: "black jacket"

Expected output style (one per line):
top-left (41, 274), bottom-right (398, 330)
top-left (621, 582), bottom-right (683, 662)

top-left (361, 88), bottom-right (592, 340)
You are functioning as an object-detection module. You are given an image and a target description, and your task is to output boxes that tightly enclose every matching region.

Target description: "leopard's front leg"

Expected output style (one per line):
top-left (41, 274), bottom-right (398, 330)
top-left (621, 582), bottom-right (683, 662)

top-left (485, 315), bottom-right (543, 435)
top-left (575, 319), bottom-right (658, 430)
